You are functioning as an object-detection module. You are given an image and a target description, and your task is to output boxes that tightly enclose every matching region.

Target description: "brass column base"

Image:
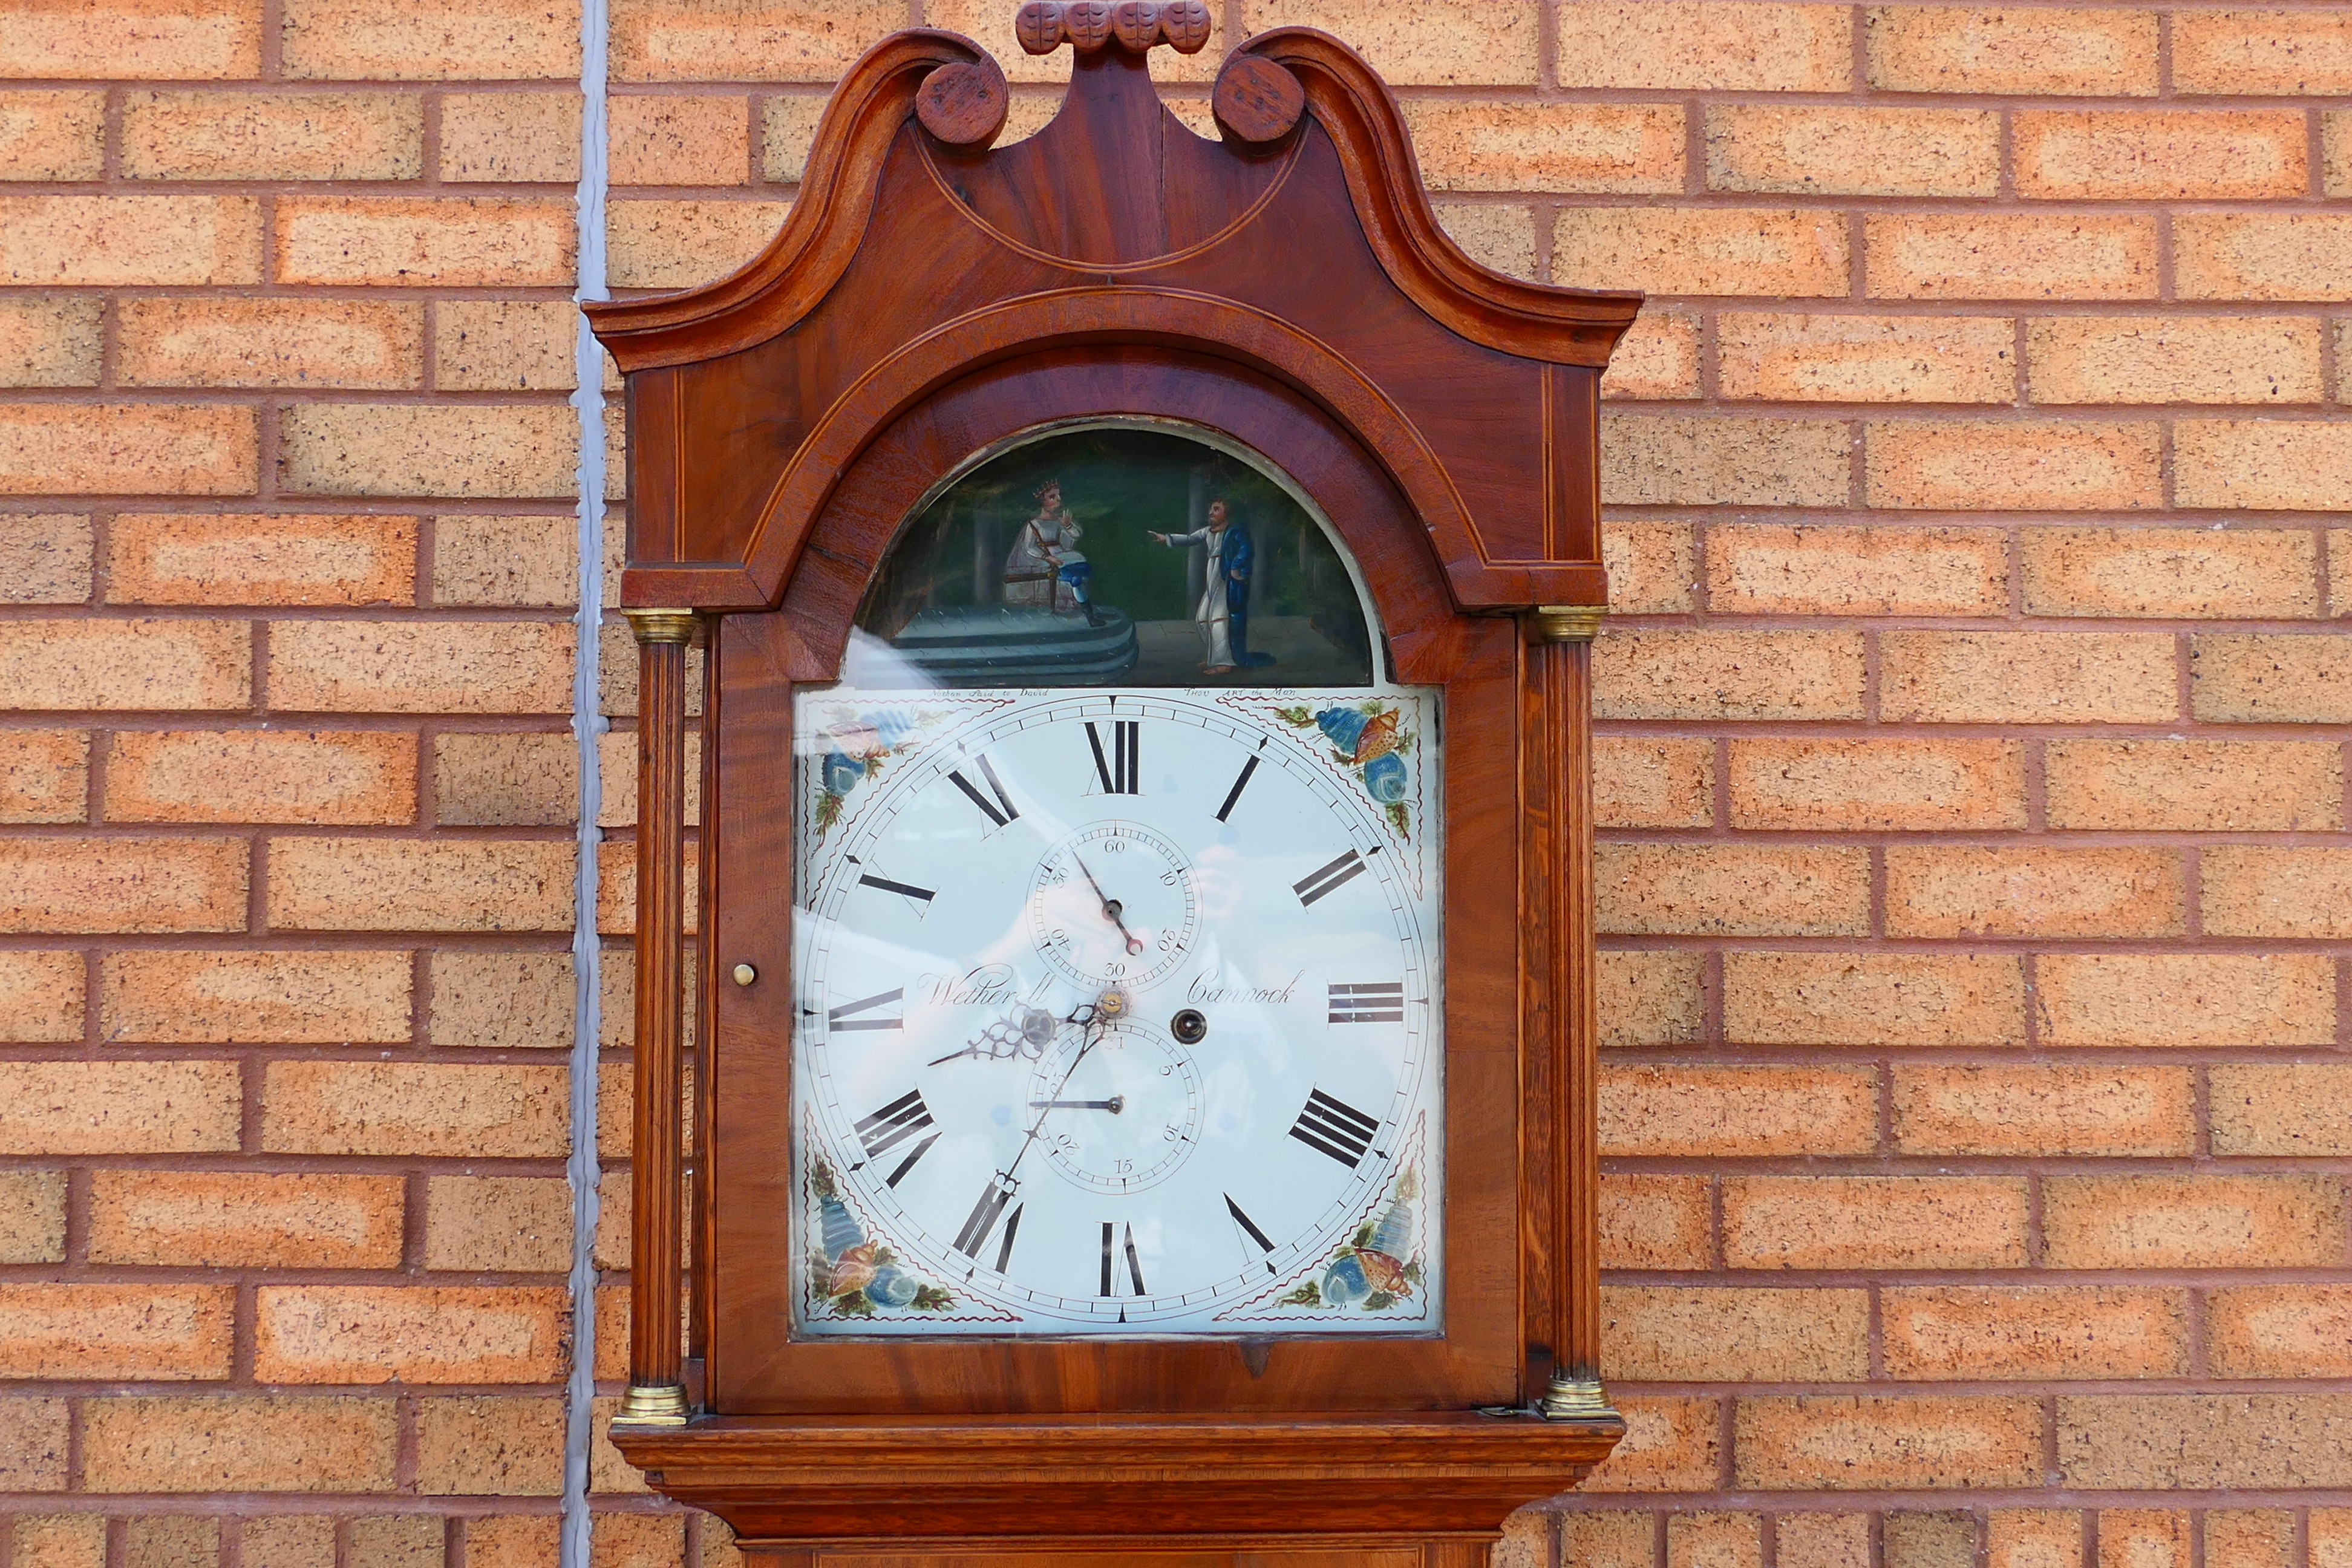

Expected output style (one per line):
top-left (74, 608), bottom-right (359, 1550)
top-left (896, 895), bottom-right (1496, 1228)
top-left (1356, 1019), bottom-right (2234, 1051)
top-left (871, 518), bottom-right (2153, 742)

top-left (1540, 1375), bottom-right (1620, 1423)
top-left (616, 1383), bottom-right (691, 1426)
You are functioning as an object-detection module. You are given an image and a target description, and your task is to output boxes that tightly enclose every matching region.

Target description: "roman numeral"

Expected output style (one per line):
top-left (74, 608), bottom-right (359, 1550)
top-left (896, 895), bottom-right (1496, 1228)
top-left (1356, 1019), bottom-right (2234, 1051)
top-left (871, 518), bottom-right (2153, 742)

top-left (1214, 754), bottom-right (1259, 823)
top-left (853, 1089), bottom-right (937, 1186)
top-left (1293, 848), bottom-right (1367, 907)
top-left (946, 754), bottom-right (1018, 828)
top-left (953, 1177), bottom-right (1022, 1269)
top-left (1086, 720), bottom-right (1139, 794)
top-left (1328, 981), bottom-right (1405, 1024)
top-left (1289, 1088), bottom-right (1380, 1168)
top-left (826, 988), bottom-right (903, 1031)
top-left (1225, 1194), bottom-right (1277, 1274)
top-left (1100, 1221), bottom-right (1146, 1295)
top-left (856, 872), bottom-right (936, 907)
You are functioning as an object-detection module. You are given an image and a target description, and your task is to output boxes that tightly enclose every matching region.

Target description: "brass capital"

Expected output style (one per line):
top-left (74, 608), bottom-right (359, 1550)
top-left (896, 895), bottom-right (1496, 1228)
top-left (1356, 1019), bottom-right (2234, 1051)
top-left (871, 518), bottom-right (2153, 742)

top-left (1540, 1374), bottom-right (1621, 1423)
top-left (1526, 604), bottom-right (1606, 643)
top-left (624, 609), bottom-right (698, 647)
top-left (613, 1383), bottom-right (691, 1426)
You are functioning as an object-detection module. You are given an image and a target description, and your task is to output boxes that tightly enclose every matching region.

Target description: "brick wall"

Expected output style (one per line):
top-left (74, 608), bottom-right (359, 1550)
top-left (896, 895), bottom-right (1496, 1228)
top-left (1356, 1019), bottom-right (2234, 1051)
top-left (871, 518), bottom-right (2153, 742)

top-left (2, 1), bottom-right (2348, 1566)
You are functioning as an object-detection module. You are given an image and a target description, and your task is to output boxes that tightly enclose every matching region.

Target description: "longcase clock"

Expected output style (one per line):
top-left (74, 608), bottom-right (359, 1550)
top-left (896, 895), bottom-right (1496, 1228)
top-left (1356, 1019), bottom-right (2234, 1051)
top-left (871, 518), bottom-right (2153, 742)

top-left (586, 5), bottom-right (1641, 1563)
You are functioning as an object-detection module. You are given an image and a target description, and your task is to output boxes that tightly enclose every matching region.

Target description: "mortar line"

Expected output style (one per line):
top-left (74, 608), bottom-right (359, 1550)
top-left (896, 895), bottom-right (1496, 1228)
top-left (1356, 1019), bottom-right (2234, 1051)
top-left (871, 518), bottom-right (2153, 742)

top-left (564, 0), bottom-right (613, 1561)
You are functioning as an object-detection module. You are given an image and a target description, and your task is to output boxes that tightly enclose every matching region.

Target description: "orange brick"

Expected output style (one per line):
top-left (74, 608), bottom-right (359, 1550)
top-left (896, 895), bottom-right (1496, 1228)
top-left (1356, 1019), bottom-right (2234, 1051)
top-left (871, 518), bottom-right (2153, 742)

top-left (434, 514), bottom-right (579, 606)
top-left (2177, 214), bottom-right (2352, 303)
top-left (1594, 629), bottom-right (1865, 720)
top-left (89, 1171), bottom-right (403, 1268)
top-left (759, 91), bottom-right (825, 181)
top-left (0, 90), bottom-right (101, 177)
top-left (1866, 5), bottom-right (2155, 94)
top-left (1599, 414), bottom-right (1849, 508)
top-left (255, 1285), bottom-right (566, 1383)
top-left (1988, 1512), bottom-right (2082, 1568)
top-left (2177, 419), bottom-right (2352, 509)
top-left (1601, 310), bottom-right (1703, 402)
top-left (1885, 844), bottom-right (2182, 939)
top-left (593, 1278), bottom-right (624, 1368)
top-left (244, 1520), bottom-right (337, 1567)
top-left (2193, 633), bottom-right (2352, 722)
top-left (1667, 1513), bottom-right (1762, 1568)
top-left (276, 198), bottom-right (573, 287)
top-left (1435, 203), bottom-right (1536, 279)
top-left (1598, 949), bottom-right (1702, 1048)
top-left (2098, 1515), bottom-right (2189, 1568)
top-left (1599, 843), bottom-right (1868, 937)
top-left (2025, 526), bottom-right (2318, 619)
top-left (2208, 1286), bottom-right (2352, 1378)
top-left (0, 1060), bottom-right (239, 1154)
top-left (594, 1514), bottom-right (685, 1568)
top-left (424, 1175), bottom-right (571, 1272)
top-left (1867, 419), bottom-right (2158, 510)
top-left (1708, 522), bottom-right (2007, 613)
top-left (2051, 739), bottom-right (2340, 831)
top-left (0, 729), bottom-right (88, 824)
top-left (1600, 1173), bottom-right (1711, 1270)
top-left (2203, 846), bottom-right (2352, 938)
top-left (0, 298), bottom-right (101, 388)
top-left (1601, 520), bottom-right (1695, 613)
top-left (82, 1396), bottom-right (396, 1492)
top-left (1404, 102), bottom-right (1682, 194)
top-left (1725, 951), bottom-right (2024, 1046)
top-left (270, 620), bottom-right (572, 714)
top-left (1706, 106), bottom-right (1998, 198)
top-left (119, 515), bottom-right (416, 609)
top-left (0, 1283), bottom-right (231, 1379)
top-left (119, 300), bottom-right (423, 391)
top-left (1880, 631), bottom-right (2176, 724)
top-left (1892, 1064), bottom-right (2195, 1156)
top-left (1780, 1515), bottom-right (1870, 1568)
top-left (437, 301), bottom-right (583, 393)
top-left (1734, 1396), bottom-right (2042, 1489)
top-left (0, 195), bottom-right (260, 286)
top-left (0, 404), bottom-right (256, 495)
top-left (0, 1400), bottom-right (67, 1492)
top-left (2016, 111), bottom-right (2305, 201)
top-left (2043, 1174), bottom-right (2344, 1269)
top-left (265, 838), bottom-right (574, 932)
top-left (1728, 738), bottom-right (2025, 831)
top-left (107, 730), bottom-right (416, 828)
top-left (1555, 208), bottom-right (1846, 298)
top-left (0, 513), bottom-right (91, 603)
top-left (1603, 1065), bottom-right (1878, 1158)
top-left (1717, 314), bottom-right (2011, 404)
top-left (0, 950), bottom-right (81, 1042)
top-left (2331, 113), bottom-right (2352, 198)
top-left (440, 91), bottom-right (582, 183)
top-left (1583, 1395), bottom-right (1722, 1493)
top-left (0, 837), bottom-right (245, 933)
top-left (443, 733), bottom-right (579, 827)
top-left (1883, 1286), bottom-right (2187, 1380)
top-left (468, 1516), bottom-right (563, 1566)
top-left (416, 1396), bottom-right (565, 1496)
top-left (1557, 1), bottom-right (1848, 90)
top-left (429, 950), bottom-right (574, 1048)
top-left (608, 93), bottom-right (750, 185)
top-left (1, 0), bottom-right (261, 77)
top-left (2028, 316), bottom-right (2324, 405)
top-left (1866, 214), bottom-right (2157, 301)
top-left (2175, 10), bottom-right (2352, 94)
top-left (2213, 1064), bottom-right (2352, 1156)
top-left (262, 1060), bottom-right (568, 1155)
top-left (612, 0), bottom-right (907, 83)
top-left (2039, 953), bottom-right (2331, 1049)
top-left (281, 0), bottom-right (581, 79)
top-left (120, 90), bottom-right (420, 180)
top-left (13, 1514), bottom-right (105, 1567)
top-left (2206, 1512), bottom-right (2293, 1568)
top-left (279, 404), bottom-right (581, 499)
top-left (2067, 1400), bottom-right (2352, 1488)
top-left (1725, 1176), bottom-right (2030, 1269)
top-left (102, 949), bottom-right (410, 1042)
top-left (607, 198), bottom-right (787, 289)
top-left (1594, 736), bottom-right (1712, 829)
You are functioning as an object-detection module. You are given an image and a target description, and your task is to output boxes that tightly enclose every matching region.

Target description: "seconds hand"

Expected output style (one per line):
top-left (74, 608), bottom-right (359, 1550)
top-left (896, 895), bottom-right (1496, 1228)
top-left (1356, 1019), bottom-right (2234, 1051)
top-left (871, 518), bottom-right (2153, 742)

top-left (1072, 854), bottom-right (1145, 954)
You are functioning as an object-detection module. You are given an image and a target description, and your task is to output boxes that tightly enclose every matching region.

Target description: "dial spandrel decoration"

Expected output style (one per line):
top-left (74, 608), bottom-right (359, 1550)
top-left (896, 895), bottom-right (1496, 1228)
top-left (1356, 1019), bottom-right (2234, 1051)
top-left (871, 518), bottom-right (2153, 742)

top-left (789, 422), bottom-right (1442, 1339)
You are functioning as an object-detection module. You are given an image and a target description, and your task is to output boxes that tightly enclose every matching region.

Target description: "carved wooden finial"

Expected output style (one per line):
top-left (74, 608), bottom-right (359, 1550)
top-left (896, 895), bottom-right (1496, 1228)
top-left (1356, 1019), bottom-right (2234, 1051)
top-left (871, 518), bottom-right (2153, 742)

top-left (916, 51), bottom-right (1011, 148)
top-left (1212, 53), bottom-right (1305, 145)
top-left (1015, 0), bottom-right (1213, 56)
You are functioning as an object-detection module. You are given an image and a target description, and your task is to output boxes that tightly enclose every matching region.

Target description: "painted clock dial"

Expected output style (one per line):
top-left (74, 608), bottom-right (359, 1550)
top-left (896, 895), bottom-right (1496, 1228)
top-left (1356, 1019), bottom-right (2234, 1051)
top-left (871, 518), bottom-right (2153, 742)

top-left (789, 688), bottom-right (1443, 1336)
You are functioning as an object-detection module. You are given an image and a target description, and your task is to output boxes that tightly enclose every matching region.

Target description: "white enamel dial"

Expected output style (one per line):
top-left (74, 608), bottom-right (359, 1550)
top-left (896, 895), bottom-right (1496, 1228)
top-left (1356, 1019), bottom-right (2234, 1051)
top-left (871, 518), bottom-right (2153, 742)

top-left (791, 688), bottom-right (1442, 1337)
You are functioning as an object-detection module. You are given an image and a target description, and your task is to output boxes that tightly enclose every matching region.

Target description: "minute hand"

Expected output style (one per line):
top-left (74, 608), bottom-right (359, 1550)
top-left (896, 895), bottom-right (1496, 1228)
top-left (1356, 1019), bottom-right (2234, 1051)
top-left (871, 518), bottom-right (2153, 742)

top-left (1073, 854), bottom-right (1145, 955)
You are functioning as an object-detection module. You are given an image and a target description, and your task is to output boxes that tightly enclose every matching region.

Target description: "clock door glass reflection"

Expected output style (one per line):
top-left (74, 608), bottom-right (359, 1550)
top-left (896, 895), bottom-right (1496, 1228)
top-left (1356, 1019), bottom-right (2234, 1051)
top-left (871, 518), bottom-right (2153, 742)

top-left (791, 420), bottom-right (1443, 1339)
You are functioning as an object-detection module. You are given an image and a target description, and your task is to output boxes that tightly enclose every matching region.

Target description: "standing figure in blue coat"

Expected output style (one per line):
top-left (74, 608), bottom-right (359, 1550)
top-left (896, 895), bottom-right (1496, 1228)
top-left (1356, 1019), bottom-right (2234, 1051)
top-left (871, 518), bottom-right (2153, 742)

top-left (1148, 498), bottom-right (1275, 673)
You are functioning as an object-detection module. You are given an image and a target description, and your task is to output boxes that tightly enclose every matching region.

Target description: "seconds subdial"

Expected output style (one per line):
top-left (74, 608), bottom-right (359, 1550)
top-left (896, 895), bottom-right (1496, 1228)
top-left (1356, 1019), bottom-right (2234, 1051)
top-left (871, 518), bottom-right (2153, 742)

top-left (1027, 822), bottom-right (1198, 990)
top-left (1027, 1020), bottom-right (1203, 1195)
